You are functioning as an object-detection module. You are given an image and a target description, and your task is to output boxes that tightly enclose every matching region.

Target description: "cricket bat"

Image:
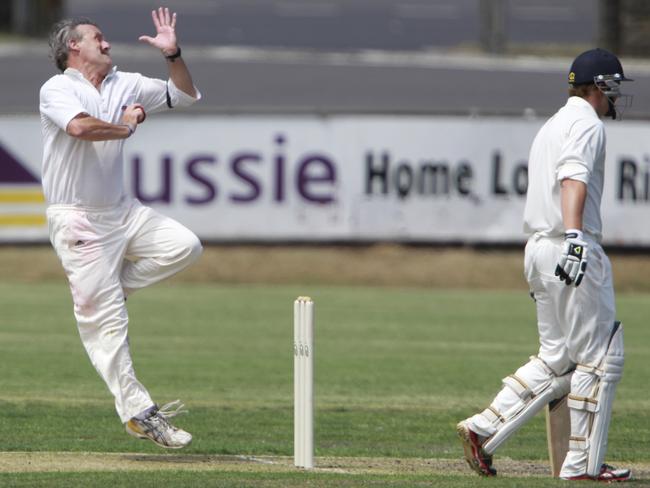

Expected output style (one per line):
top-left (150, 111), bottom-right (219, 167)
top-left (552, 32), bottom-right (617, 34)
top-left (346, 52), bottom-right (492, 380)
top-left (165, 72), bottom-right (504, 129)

top-left (545, 395), bottom-right (570, 477)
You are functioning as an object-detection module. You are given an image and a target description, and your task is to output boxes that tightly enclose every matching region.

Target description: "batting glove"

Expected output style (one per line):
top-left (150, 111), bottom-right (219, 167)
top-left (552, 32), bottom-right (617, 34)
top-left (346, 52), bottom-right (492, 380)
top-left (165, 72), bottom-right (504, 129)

top-left (555, 229), bottom-right (588, 286)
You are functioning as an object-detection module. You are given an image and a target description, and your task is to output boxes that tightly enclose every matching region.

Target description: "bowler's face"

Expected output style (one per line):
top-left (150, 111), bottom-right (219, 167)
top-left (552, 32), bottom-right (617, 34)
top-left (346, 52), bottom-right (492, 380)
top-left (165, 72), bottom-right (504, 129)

top-left (73, 24), bottom-right (112, 74)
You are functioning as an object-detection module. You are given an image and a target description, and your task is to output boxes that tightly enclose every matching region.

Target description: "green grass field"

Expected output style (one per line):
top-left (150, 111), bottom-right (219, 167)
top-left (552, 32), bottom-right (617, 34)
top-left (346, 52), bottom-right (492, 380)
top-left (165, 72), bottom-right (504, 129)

top-left (1, 281), bottom-right (649, 487)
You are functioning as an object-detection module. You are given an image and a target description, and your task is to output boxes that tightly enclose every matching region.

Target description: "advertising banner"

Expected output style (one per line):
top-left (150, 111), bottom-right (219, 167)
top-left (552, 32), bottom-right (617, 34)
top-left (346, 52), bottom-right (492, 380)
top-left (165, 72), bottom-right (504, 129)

top-left (1, 114), bottom-right (649, 245)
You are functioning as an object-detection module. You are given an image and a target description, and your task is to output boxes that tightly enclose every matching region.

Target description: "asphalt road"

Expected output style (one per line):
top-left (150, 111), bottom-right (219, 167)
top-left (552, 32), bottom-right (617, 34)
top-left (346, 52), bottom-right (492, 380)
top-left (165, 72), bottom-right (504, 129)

top-left (2, 42), bottom-right (649, 119)
top-left (64, 0), bottom-right (598, 50)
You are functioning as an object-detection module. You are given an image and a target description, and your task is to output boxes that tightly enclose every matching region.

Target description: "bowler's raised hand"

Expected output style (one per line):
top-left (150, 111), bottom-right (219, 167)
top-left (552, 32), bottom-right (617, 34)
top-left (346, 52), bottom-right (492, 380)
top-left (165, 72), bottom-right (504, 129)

top-left (138, 7), bottom-right (178, 56)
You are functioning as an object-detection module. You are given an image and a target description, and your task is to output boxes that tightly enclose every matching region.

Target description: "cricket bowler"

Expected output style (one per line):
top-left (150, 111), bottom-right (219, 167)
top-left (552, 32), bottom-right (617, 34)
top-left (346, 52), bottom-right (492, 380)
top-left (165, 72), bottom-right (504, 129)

top-left (456, 48), bottom-right (632, 482)
top-left (40, 7), bottom-right (202, 448)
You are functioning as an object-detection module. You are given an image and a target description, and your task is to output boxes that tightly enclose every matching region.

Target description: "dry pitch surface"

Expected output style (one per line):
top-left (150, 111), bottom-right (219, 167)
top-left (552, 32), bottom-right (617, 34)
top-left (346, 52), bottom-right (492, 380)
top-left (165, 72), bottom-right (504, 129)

top-left (0, 452), bottom-right (627, 477)
top-left (2, 452), bottom-right (650, 479)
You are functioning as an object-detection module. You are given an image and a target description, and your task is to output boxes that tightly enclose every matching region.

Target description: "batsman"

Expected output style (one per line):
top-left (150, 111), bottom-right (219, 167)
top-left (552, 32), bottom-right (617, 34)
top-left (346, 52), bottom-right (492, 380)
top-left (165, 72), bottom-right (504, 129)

top-left (457, 48), bottom-right (632, 482)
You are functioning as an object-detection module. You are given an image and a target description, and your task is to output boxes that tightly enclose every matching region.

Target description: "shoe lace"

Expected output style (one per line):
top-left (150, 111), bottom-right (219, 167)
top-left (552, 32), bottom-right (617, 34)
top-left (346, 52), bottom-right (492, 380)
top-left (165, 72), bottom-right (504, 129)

top-left (157, 400), bottom-right (189, 419)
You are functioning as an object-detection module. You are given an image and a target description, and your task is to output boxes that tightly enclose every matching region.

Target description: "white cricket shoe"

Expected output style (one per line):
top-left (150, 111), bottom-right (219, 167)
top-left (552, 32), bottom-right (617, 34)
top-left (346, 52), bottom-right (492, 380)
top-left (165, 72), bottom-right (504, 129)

top-left (125, 400), bottom-right (192, 449)
top-left (563, 463), bottom-right (632, 482)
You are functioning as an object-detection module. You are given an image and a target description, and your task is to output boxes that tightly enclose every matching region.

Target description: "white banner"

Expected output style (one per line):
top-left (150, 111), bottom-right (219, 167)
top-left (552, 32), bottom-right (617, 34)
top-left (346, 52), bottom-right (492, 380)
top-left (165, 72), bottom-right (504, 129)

top-left (1, 114), bottom-right (649, 245)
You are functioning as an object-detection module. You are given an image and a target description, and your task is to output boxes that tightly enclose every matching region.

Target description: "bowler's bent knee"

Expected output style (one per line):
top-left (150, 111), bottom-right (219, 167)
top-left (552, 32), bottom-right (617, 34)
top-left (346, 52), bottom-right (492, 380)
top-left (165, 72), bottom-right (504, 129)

top-left (174, 231), bottom-right (202, 269)
top-left (185, 233), bottom-right (203, 266)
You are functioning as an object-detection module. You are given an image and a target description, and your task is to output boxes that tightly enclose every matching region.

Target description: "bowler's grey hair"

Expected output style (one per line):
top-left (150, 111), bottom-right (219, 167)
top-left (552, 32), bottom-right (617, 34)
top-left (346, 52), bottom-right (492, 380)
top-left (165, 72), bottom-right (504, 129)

top-left (48, 17), bottom-right (98, 72)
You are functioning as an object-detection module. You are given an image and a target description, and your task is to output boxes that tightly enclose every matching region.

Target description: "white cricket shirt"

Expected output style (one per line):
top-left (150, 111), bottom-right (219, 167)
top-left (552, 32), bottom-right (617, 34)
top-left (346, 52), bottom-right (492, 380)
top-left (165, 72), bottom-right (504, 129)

top-left (39, 67), bottom-right (200, 206)
top-left (523, 96), bottom-right (606, 241)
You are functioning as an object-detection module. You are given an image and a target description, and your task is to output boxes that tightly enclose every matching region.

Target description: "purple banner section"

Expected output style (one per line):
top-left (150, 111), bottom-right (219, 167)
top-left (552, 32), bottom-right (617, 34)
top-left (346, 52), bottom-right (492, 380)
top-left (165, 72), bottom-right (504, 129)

top-left (0, 144), bottom-right (39, 184)
top-left (130, 133), bottom-right (338, 207)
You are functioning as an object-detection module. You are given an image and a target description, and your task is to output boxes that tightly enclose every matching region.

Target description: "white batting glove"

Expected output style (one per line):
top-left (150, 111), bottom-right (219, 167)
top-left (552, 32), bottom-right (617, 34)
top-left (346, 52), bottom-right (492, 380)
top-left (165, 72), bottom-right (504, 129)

top-left (555, 229), bottom-right (588, 286)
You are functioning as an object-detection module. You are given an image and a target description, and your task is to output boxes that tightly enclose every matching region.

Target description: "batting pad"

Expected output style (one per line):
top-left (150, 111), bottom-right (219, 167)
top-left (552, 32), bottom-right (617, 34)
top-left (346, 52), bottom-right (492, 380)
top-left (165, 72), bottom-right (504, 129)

top-left (586, 325), bottom-right (624, 476)
top-left (482, 357), bottom-right (572, 454)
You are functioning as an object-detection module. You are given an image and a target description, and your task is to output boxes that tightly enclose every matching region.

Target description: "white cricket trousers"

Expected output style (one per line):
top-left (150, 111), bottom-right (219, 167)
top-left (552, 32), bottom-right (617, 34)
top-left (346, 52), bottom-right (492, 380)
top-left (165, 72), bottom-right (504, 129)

top-left (524, 233), bottom-right (616, 371)
top-left (47, 198), bottom-right (202, 423)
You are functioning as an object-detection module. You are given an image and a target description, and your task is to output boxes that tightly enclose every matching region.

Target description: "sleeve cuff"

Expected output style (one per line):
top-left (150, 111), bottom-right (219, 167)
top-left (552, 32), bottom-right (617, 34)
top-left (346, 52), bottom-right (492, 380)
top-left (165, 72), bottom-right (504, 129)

top-left (62, 109), bottom-right (89, 132)
top-left (166, 78), bottom-right (201, 109)
top-left (557, 162), bottom-right (589, 184)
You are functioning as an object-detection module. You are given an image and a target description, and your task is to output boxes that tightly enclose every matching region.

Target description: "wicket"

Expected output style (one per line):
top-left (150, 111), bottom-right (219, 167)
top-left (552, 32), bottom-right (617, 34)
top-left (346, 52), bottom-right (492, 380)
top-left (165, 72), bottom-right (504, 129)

top-left (294, 296), bottom-right (314, 468)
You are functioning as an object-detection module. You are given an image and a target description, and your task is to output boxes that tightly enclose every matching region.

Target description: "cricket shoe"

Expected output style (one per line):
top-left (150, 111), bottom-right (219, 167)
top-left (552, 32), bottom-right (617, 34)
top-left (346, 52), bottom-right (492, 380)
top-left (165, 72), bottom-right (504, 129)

top-left (563, 464), bottom-right (632, 482)
top-left (456, 420), bottom-right (497, 476)
top-left (125, 400), bottom-right (192, 449)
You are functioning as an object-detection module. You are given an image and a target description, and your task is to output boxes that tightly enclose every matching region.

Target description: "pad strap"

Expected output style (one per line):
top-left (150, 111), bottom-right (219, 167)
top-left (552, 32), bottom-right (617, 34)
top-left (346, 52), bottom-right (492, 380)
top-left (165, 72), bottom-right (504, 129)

top-left (576, 363), bottom-right (604, 376)
top-left (481, 406), bottom-right (505, 428)
top-left (502, 374), bottom-right (533, 399)
top-left (567, 394), bottom-right (599, 413)
top-left (569, 436), bottom-right (588, 451)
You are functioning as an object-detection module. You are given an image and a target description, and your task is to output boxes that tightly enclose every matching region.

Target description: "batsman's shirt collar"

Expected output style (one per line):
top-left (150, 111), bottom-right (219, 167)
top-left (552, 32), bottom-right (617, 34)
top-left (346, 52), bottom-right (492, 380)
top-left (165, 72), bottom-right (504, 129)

top-left (566, 96), bottom-right (598, 117)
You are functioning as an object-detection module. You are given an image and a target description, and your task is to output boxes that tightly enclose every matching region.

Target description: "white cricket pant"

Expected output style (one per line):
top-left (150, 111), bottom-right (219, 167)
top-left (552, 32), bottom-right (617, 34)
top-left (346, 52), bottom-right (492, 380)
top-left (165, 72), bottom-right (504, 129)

top-left (47, 198), bottom-right (202, 423)
top-left (467, 234), bottom-right (618, 476)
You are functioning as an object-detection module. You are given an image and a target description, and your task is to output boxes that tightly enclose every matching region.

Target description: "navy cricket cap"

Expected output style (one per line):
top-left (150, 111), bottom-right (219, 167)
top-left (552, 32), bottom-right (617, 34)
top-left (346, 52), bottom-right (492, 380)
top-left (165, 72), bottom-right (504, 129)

top-left (568, 48), bottom-right (632, 85)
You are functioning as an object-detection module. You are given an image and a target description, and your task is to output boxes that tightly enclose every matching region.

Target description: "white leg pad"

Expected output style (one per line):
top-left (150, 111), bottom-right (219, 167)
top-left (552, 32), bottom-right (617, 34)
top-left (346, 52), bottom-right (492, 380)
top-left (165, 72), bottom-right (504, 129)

top-left (563, 323), bottom-right (624, 478)
top-left (482, 356), bottom-right (572, 454)
top-left (587, 325), bottom-right (624, 476)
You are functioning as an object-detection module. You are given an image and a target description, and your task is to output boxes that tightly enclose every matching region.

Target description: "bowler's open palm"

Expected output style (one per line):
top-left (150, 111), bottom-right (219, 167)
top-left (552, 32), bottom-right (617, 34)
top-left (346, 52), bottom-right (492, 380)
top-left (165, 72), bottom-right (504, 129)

top-left (138, 7), bottom-right (178, 55)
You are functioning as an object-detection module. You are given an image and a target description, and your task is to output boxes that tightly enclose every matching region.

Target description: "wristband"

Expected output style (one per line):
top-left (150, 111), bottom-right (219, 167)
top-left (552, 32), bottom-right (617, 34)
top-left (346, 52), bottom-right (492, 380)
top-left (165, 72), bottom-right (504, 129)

top-left (164, 46), bottom-right (181, 62)
top-left (125, 123), bottom-right (136, 137)
top-left (564, 228), bottom-right (583, 240)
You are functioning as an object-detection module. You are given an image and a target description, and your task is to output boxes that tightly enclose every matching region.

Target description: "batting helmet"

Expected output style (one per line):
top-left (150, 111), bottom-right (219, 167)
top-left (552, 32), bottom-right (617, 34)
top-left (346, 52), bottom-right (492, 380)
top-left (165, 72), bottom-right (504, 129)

top-left (568, 48), bottom-right (632, 86)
